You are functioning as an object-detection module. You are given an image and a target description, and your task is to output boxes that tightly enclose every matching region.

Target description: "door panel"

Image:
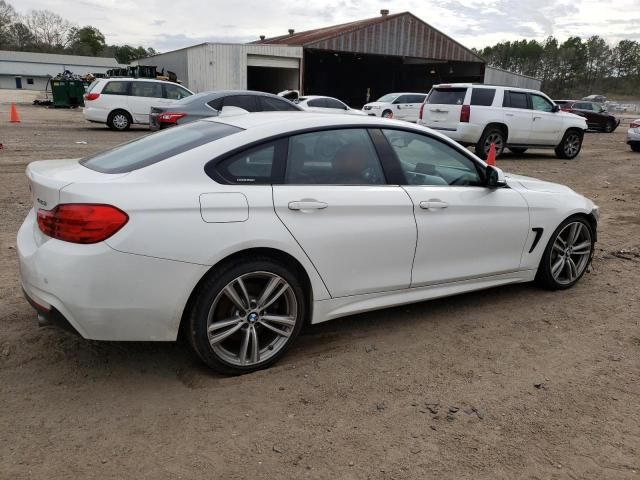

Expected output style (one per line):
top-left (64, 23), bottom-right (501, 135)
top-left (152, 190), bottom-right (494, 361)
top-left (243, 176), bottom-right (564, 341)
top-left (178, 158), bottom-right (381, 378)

top-left (128, 82), bottom-right (165, 124)
top-left (273, 186), bottom-right (416, 297)
top-left (503, 91), bottom-right (532, 143)
top-left (404, 186), bottom-right (530, 285)
top-left (529, 94), bottom-right (564, 144)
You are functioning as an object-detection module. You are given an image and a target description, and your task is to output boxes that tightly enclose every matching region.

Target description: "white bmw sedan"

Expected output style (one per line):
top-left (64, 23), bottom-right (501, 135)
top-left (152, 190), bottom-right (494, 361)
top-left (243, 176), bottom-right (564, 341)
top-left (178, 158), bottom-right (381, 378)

top-left (18, 113), bottom-right (599, 375)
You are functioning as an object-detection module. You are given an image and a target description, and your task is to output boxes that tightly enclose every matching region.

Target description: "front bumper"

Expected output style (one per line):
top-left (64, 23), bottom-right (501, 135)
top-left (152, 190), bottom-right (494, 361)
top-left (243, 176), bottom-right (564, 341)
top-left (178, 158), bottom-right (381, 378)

top-left (18, 209), bottom-right (208, 341)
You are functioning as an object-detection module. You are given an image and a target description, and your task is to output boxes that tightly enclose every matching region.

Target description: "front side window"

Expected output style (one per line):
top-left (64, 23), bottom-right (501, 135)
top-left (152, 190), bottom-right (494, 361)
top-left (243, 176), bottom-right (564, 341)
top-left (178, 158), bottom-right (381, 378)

top-left (130, 82), bottom-right (163, 98)
top-left (377, 94), bottom-right (399, 103)
top-left (286, 129), bottom-right (385, 185)
top-left (165, 84), bottom-right (192, 100)
top-left (82, 121), bottom-right (241, 174)
top-left (393, 95), bottom-right (409, 104)
top-left (531, 94), bottom-right (554, 112)
top-left (382, 129), bottom-right (482, 187)
top-left (223, 95), bottom-right (258, 112)
top-left (407, 94), bottom-right (427, 104)
top-left (102, 81), bottom-right (130, 95)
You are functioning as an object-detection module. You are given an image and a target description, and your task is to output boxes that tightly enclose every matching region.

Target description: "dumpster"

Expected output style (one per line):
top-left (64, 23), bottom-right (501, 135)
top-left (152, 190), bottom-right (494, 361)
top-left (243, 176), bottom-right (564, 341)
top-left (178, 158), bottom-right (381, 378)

top-left (51, 79), bottom-right (86, 108)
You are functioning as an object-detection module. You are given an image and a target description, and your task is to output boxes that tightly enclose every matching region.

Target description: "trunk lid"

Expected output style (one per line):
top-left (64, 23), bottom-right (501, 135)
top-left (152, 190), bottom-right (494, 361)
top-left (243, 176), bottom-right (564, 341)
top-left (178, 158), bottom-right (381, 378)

top-left (26, 159), bottom-right (127, 211)
top-left (421, 87), bottom-right (468, 129)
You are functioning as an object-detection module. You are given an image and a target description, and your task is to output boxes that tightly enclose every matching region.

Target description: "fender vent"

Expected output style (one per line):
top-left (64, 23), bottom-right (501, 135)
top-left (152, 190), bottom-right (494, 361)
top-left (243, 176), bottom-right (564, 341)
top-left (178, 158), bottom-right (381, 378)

top-left (529, 228), bottom-right (544, 253)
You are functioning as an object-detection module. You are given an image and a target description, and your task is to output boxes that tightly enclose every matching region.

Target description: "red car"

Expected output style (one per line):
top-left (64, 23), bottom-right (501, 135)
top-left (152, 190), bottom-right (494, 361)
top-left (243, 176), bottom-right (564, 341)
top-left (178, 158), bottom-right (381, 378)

top-left (556, 100), bottom-right (620, 133)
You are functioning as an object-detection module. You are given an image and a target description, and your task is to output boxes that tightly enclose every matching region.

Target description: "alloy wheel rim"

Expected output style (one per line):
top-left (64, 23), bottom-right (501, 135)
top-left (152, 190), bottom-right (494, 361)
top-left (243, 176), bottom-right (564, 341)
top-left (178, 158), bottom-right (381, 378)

top-left (207, 272), bottom-right (298, 367)
top-left (113, 114), bottom-right (128, 129)
top-left (484, 133), bottom-right (504, 155)
top-left (549, 221), bottom-right (592, 285)
top-left (564, 134), bottom-right (580, 156)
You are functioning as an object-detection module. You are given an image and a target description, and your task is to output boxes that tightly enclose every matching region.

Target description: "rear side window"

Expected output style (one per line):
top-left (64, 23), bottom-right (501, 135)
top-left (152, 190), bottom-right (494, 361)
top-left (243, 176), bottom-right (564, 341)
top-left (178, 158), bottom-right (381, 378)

top-left (470, 88), bottom-right (496, 106)
top-left (102, 81), bottom-right (130, 95)
top-left (427, 88), bottom-right (466, 105)
top-left (223, 95), bottom-right (258, 112)
top-left (503, 91), bottom-right (529, 109)
top-left (259, 96), bottom-right (299, 111)
top-left (130, 82), bottom-right (163, 98)
top-left (81, 121), bottom-right (242, 174)
top-left (324, 98), bottom-right (347, 110)
top-left (208, 98), bottom-right (223, 110)
top-left (307, 98), bottom-right (325, 108)
top-left (216, 143), bottom-right (278, 184)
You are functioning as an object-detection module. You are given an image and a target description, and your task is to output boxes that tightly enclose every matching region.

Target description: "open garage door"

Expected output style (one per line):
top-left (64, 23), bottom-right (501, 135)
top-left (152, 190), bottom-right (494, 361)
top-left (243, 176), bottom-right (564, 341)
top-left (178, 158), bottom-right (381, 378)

top-left (247, 55), bottom-right (300, 94)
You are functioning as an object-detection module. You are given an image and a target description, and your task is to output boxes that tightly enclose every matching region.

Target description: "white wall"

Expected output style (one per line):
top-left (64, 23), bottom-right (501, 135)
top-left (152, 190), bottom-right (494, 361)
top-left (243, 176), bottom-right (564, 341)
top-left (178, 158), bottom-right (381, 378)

top-left (484, 66), bottom-right (542, 90)
top-left (0, 74), bottom-right (48, 91)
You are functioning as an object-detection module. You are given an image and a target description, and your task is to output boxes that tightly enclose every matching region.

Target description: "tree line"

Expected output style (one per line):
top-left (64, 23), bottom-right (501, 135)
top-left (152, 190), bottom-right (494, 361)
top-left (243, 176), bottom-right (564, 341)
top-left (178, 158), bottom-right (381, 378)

top-left (0, 0), bottom-right (156, 64)
top-left (474, 36), bottom-right (640, 98)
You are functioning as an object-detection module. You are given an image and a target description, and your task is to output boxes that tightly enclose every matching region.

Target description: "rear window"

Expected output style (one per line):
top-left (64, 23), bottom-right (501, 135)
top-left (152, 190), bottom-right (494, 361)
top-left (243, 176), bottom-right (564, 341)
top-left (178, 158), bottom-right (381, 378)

top-left (470, 88), bottom-right (496, 106)
top-left (427, 88), bottom-right (467, 105)
top-left (81, 121), bottom-right (242, 174)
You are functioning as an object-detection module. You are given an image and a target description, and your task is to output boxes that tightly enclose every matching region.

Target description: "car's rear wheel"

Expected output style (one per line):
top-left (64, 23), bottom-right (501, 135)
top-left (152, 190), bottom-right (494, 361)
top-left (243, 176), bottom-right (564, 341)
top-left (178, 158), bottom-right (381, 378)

top-left (555, 129), bottom-right (583, 159)
top-left (508, 147), bottom-right (528, 154)
top-left (107, 110), bottom-right (131, 131)
top-left (475, 127), bottom-right (505, 159)
top-left (535, 216), bottom-right (594, 290)
top-left (382, 110), bottom-right (393, 119)
top-left (604, 120), bottom-right (615, 133)
top-left (187, 258), bottom-right (306, 375)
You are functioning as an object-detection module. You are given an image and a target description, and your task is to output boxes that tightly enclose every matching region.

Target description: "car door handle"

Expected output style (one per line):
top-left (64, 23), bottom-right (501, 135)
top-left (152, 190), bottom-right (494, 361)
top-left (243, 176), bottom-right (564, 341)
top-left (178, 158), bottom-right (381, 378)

top-left (288, 200), bottom-right (328, 211)
top-left (533, 116), bottom-right (542, 120)
top-left (420, 200), bottom-right (448, 210)
top-left (505, 113), bottom-right (514, 117)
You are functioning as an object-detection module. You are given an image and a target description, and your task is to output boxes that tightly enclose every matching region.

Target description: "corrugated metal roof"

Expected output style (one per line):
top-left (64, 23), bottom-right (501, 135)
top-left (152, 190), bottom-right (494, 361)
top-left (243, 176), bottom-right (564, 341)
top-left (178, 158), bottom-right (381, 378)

top-left (0, 50), bottom-right (123, 67)
top-left (253, 12), bottom-right (483, 63)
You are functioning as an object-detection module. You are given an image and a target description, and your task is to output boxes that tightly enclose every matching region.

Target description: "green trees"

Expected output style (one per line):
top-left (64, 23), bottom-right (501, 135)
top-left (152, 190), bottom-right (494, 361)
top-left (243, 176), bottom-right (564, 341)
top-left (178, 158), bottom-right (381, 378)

top-left (476, 36), bottom-right (640, 97)
top-left (0, 1), bottom-right (156, 63)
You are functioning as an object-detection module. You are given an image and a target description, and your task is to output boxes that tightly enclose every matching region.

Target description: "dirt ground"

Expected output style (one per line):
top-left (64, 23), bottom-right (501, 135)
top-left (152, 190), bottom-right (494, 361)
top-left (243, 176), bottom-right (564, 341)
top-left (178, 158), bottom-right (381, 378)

top-left (1, 103), bottom-right (639, 480)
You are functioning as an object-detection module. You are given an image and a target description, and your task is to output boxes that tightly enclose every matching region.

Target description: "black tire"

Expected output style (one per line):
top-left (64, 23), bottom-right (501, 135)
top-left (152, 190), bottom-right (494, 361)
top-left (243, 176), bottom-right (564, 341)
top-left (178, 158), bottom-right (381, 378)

top-left (535, 216), bottom-right (595, 290)
top-left (604, 120), bottom-right (615, 133)
top-left (631, 144), bottom-right (640, 152)
top-left (187, 257), bottom-right (306, 375)
top-left (508, 147), bottom-right (528, 154)
top-left (107, 110), bottom-right (132, 131)
top-left (555, 129), bottom-right (583, 159)
top-left (475, 126), bottom-right (506, 159)
top-left (382, 109), bottom-right (393, 119)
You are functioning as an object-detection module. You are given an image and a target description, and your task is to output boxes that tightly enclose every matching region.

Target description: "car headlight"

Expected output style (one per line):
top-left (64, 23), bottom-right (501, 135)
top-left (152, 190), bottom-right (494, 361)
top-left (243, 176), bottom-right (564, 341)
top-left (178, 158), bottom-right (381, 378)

top-left (370, 106), bottom-right (381, 109)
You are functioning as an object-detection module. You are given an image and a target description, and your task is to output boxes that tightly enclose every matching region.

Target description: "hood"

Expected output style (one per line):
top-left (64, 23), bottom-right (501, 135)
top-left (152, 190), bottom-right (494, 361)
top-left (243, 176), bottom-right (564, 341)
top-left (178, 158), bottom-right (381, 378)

top-left (363, 102), bottom-right (387, 108)
top-left (505, 173), bottom-right (575, 194)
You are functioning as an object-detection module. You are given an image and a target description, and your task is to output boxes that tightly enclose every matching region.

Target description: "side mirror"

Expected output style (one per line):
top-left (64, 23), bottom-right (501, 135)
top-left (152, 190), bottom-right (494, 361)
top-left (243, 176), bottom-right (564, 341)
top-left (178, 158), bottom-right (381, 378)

top-left (552, 104), bottom-right (560, 113)
top-left (486, 165), bottom-right (507, 188)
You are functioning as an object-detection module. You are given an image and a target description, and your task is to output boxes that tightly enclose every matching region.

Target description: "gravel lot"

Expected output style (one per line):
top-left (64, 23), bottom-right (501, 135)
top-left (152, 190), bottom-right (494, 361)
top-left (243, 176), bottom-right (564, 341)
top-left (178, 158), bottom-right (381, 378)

top-left (1, 103), bottom-right (639, 479)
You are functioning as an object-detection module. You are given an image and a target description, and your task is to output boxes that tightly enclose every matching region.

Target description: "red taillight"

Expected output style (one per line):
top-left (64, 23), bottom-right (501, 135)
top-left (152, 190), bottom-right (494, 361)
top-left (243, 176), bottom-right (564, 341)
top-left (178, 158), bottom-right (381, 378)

top-left (460, 104), bottom-right (470, 123)
top-left (158, 112), bottom-right (187, 124)
top-left (37, 204), bottom-right (128, 244)
top-left (631, 121), bottom-right (640, 128)
top-left (561, 107), bottom-right (571, 112)
top-left (85, 92), bottom-right (100, 101)
top-left (419, 102), bottom-right (425, 120)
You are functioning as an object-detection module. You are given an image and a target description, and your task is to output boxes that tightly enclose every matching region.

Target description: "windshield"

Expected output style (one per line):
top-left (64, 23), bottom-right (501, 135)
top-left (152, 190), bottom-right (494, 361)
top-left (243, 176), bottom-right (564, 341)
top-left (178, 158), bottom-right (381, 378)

top-left (81, 121), bottom-right (242, 174)
top-left (376, 94), bottom-right (399, 103)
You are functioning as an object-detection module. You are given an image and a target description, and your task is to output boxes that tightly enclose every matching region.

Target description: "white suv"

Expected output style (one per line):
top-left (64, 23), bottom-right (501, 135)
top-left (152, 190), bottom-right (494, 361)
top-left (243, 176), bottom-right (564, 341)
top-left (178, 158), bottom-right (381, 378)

top-left (418, 84), bottom-right (588, 159)
top-left (362, 92), bottom-right (427, 122)
top-left (83, 78), bottom-right (193, 131)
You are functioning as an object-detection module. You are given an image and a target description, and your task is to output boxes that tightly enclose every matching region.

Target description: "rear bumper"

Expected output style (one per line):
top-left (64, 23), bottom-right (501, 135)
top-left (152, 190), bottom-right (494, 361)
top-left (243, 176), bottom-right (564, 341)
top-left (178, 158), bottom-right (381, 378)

top-left (418, 121), bottom-right (481, 144)
top-left (18, 209), bottom-right (208, 341)
top-left (82, 105), bottom-right (108, 123)
top-left (627, 128), bottom-right (640, 143)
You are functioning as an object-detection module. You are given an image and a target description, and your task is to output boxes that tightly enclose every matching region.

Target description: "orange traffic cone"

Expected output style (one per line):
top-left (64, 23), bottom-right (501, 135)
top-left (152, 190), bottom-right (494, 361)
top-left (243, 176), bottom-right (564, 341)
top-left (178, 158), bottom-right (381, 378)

top-left (9, 103), bottom-right (20, 123)
top-left (486, 142), bottom-right (496, 166)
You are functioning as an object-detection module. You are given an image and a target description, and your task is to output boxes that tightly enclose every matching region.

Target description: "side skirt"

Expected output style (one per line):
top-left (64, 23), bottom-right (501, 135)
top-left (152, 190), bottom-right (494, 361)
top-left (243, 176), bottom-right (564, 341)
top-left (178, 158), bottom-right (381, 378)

top-left (311, 270), bottom-right (537, 324)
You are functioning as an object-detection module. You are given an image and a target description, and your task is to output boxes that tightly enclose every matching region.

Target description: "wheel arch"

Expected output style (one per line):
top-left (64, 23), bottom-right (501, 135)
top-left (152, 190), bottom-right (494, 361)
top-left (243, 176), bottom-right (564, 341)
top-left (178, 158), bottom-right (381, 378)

top-left (179, 247), bottom-right (315, 337)
top-left (483, 122), bottom-right (509, 140)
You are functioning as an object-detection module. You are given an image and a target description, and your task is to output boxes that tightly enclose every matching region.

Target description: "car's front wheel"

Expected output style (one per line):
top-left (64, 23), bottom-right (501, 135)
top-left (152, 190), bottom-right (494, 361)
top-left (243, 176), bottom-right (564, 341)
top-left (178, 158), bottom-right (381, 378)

top-left (536, 216), bottom-right (594, 290)
top-left (382, 110), bottom-right (393, 119)
top-left (555, 129), bottom-right (583, 159)
top-left (187, 258), bottom-right (306, 375)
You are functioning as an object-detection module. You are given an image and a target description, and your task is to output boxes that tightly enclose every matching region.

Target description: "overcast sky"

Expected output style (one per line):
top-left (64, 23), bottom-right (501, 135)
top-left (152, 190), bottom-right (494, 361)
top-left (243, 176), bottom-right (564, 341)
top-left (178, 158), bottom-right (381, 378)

top-left (16, 0), bottom-right (640, 51)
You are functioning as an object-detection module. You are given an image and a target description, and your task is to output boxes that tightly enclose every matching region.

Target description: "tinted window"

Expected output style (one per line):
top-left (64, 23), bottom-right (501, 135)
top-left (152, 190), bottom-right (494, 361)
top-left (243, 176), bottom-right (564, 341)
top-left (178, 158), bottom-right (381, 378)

top-left (470, 88), bottom-right (496, 106)
top-left (307, 98), bottom-right (325, 108)
top-left (504, 91), bottom-right (529, 109)
top-left (286, 129), bottom-right (385, 185)
top-left (223, 95), bottom-right (258, 112)
top-left (259, 96), bottom-right (299, 111)
top-left (208, 98), bottom-right (223, 110)
top-left (130, 82), bottom-right (163, 98)
top-left (427, 88), bottom-right (467, 105)
top-left (576, 102), bottom-right (593, 111)
top-left (393, 95), bottom-right (409, 104)
top-left (531, 94), bottom-right (554, 112)
top-left (382, 129), bottom-right (482, 187)
top-left (217, 143), bottom-right (276, 183)
top-left (81, 121), bottom-right (241, 174)
top-left (324, 98), bottom-right (347, 110)
top-left (377, 94), bottom-right (398, 103)
top-left (164, 84), bottom-right (192, 100)
top-left (102, 81), bottom-right (130, 95)
top-left (407, 94), bottom-right (426, 103)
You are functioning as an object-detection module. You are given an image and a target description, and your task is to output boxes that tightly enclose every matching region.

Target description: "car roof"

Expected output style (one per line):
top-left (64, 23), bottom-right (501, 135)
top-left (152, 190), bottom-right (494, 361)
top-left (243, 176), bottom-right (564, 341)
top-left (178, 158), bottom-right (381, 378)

top-left (433, 83), bottom-right (542, 93)
top-left (101, 78), bottom-right (176, 84)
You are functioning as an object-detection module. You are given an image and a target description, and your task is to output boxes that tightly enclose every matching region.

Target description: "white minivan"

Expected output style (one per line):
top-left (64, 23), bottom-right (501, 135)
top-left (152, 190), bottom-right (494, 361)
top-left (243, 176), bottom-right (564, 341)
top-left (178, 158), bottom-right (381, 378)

top-left (83, 78), bottom-right (193, 130)
top-left (362, 92), bottom-right (427, 121)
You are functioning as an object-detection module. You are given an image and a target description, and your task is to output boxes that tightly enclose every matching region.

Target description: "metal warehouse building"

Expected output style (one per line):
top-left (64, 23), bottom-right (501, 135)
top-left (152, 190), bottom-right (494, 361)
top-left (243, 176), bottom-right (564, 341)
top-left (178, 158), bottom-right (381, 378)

top-left (0, 50), bottom-right (124, 91)
top-left (136, 10), bottom-right (541, 106)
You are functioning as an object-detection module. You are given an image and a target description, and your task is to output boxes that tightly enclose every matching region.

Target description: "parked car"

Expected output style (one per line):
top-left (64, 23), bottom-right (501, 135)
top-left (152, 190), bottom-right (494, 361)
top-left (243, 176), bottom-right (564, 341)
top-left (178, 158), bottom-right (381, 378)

top-left (83, 78), bottom-right (193, 130)
top-left (559, 100), bottom-right (620, 132)
top-left (149, 90), bottom-right (302, 130)
top-left (582, 95), bottom-right (606, 104)
top-left (418, 83), bottom-right (588, 159)
top-left (362, 92), bottom-right (427, 121)
top-left (295, 95), bottom-right (366, 115)
top-left (628, 119), bottom-right (640, 152)
top-left (19, 112), bottom-right (599, 375)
